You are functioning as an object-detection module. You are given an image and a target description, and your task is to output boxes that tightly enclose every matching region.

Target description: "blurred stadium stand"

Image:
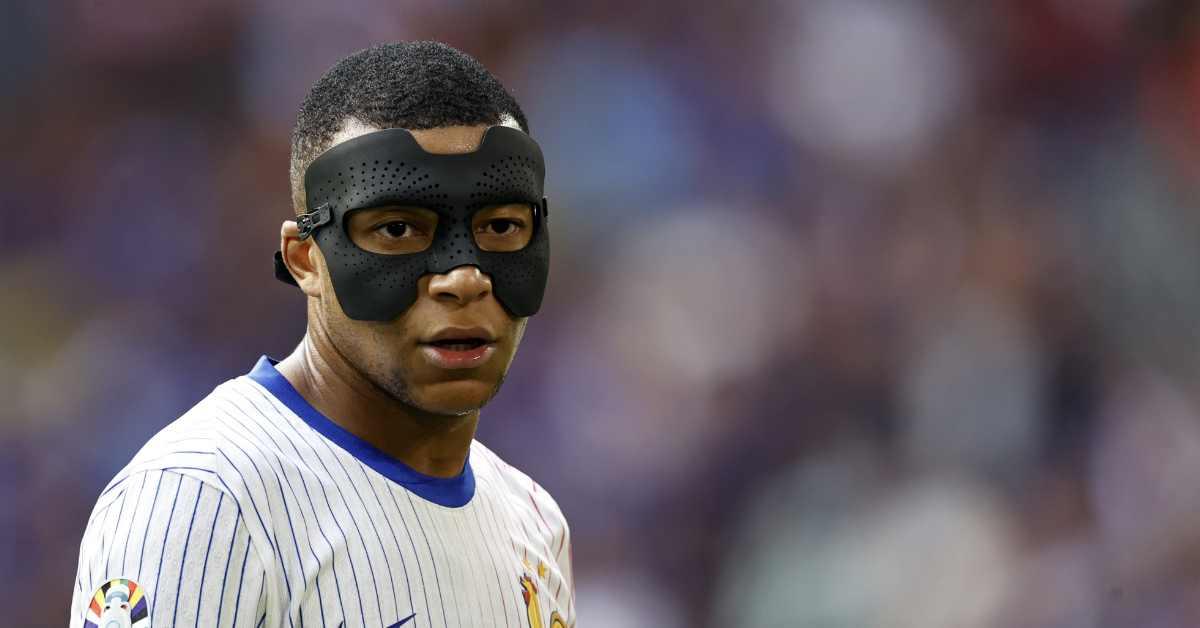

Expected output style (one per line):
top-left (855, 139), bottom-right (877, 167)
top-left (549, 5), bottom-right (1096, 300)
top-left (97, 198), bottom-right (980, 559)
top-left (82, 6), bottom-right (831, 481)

top-left (2, 0), bottom-right (1198, 625)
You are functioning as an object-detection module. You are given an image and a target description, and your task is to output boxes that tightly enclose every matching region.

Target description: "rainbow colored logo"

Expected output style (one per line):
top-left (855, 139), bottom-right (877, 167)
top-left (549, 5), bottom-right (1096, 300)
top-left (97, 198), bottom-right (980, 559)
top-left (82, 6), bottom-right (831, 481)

top-left (84, 578), bottom-right (150, 628)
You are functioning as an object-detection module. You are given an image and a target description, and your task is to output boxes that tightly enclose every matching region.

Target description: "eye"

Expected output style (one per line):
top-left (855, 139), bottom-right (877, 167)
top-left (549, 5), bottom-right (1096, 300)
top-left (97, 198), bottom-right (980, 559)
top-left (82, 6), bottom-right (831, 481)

top-left (377, 221), bottom-right (415, 238)
top-left (483, 219), bottom-right (523, 235)
top-left (349, 206), bottom-right (437, 254)
top-left (471, 203), bottom-right (533, 252)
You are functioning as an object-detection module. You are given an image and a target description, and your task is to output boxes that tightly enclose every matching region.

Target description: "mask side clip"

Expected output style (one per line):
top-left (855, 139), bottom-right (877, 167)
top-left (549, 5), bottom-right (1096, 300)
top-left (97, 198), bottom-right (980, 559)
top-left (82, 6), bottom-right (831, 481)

top-left (296, 203), bottom-right (332, 239)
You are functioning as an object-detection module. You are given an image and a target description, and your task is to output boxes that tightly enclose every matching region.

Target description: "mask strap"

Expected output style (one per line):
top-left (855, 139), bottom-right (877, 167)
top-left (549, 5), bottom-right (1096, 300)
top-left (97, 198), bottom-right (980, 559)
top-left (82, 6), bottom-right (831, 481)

top-left (273, 251), bottom-right (298, 286)
top-left (273, 203), bottom-right (333, 287)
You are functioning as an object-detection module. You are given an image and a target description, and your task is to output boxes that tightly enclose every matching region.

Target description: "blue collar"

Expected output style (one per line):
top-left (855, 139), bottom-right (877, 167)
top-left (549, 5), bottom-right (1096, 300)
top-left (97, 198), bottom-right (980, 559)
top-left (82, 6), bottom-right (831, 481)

top-left (247, 355), bottom-right (475, 508)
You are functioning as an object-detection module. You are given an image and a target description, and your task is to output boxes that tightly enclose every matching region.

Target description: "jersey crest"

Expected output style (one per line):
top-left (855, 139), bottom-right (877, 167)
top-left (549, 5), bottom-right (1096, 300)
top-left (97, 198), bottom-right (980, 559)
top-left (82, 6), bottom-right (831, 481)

top-left (520, 572), bottom-right (566, 628)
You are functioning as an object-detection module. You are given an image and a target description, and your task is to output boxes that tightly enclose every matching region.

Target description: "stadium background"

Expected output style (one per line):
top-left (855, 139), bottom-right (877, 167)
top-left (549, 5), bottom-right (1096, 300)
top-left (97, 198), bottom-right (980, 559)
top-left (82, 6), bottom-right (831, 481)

top-left (3, 1), bottom-right (1199, 626)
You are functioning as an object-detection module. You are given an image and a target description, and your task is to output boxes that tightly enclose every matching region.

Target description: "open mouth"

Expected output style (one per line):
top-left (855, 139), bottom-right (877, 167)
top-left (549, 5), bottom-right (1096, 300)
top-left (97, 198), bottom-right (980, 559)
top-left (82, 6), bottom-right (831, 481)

top-left (424, 338), bottom-right (491, 351)
top-left (419, 332), bottom-right (498, 369)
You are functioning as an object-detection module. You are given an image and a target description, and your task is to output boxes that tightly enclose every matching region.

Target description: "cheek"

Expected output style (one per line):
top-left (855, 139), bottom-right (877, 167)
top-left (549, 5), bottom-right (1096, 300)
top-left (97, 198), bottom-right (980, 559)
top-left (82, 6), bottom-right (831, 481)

top-left (323, 304), bottom-right (410, 363)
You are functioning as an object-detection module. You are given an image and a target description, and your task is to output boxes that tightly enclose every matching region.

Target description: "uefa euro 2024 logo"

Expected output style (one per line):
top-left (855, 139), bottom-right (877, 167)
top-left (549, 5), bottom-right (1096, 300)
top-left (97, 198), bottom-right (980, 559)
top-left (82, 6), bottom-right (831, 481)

top-left (84, 578), bottom-right (150, 628)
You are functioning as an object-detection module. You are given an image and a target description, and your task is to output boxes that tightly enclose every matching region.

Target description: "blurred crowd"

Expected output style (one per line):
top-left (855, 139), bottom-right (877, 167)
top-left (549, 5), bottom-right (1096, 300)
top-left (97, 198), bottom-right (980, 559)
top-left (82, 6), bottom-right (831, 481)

top-left (2, 0), bottom-right (1199, 626)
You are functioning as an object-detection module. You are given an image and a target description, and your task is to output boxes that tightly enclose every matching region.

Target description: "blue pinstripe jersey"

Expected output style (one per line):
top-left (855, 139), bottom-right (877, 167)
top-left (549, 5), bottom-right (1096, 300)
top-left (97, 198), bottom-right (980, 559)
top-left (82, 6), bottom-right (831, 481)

top-left (70, 356), bottom-right (575, 628)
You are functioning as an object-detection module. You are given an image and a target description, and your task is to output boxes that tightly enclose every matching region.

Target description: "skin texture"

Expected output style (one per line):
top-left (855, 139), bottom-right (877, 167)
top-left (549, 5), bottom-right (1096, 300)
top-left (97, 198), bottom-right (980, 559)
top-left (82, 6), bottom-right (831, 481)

top-left (276, 120), bottom-right (530, 478)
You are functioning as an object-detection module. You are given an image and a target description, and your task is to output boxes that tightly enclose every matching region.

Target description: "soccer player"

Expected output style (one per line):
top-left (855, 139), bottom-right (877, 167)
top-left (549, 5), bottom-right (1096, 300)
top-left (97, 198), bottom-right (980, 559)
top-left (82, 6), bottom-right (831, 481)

top-left (70, 42), bottom-right (574, 628)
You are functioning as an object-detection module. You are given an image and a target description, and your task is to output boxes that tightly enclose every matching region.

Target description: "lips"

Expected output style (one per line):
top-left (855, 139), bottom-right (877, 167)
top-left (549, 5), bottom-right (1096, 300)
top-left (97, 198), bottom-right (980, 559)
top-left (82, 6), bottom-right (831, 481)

top-left (419, 326), bottom-right (498, 370)
top-left (427, 338), bottom-right (487, 349)
top-left (422, 326), bottom-right (495, 344)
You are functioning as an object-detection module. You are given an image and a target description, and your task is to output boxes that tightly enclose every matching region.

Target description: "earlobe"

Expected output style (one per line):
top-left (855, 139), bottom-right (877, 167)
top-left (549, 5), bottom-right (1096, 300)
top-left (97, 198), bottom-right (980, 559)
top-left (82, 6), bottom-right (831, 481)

top-left (280, 220), bottom-right (323, 298)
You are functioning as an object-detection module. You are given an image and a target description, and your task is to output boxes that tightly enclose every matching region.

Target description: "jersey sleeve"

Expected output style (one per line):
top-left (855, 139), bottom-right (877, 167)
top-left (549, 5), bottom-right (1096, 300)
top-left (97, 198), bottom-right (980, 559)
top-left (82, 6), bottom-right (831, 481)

top-left (69, 469), bottom-right (269, 627)
top-left (530, 480), bottom-right (576, 625)
top-left (557, 517), bottom-right (576, 626)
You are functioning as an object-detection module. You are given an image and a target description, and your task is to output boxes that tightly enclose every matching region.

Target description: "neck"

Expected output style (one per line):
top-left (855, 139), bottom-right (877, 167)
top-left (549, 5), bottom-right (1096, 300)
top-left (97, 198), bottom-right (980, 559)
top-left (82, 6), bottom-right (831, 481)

top-left (275, 332), bottom-right (478, 479)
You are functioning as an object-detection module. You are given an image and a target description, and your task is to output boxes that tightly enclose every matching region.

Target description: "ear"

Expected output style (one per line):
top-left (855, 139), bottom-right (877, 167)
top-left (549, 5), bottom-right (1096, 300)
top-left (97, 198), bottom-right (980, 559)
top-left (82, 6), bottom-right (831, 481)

top-left (280, 220), bottom-right (323, 298)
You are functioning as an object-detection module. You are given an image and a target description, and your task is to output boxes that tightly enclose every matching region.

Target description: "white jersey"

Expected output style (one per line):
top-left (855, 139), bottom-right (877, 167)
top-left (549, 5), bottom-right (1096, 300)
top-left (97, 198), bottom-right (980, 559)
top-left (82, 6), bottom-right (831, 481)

top-left (70, 356), bottom-right (574, 628)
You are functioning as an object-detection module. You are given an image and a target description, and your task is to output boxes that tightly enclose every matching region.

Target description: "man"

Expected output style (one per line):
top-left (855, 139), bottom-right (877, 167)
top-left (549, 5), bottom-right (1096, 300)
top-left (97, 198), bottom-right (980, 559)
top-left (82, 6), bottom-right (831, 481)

top-left (70, 41), bottom-right (574, 628)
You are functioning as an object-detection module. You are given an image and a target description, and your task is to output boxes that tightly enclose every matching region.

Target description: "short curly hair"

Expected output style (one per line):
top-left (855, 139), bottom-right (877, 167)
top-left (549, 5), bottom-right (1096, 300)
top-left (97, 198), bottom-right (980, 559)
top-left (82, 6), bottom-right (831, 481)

top-left (289, 41), bottom-right (529, 214)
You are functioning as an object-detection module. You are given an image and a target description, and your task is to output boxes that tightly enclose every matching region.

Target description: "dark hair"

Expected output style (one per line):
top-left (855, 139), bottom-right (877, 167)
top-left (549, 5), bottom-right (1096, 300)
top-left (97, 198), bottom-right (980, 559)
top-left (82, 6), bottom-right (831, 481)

top-left (289, 41), bottom-right (529, 214)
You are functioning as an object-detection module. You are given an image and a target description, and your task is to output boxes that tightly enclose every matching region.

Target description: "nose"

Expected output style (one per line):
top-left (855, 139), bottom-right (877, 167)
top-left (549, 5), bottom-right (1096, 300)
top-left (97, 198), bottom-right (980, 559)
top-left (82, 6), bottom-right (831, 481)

top-left (426, 265), bottom-right (493, 306)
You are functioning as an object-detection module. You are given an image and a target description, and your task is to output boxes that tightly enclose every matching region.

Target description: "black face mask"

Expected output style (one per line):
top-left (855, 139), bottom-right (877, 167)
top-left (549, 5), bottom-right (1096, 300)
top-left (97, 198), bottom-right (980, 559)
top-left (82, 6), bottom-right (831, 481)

top-left (274, 125), bottom-right (549, 321)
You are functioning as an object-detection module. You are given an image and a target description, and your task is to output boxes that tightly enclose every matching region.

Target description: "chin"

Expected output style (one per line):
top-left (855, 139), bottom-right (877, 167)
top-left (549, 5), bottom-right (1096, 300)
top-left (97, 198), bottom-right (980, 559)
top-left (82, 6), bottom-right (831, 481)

top-left (409, 378), bottom-right (499, 416)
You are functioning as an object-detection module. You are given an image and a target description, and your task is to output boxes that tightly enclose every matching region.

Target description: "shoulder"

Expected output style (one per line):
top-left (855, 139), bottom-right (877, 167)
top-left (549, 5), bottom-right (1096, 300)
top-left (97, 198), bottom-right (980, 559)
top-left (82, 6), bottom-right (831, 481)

top-left (93, 375), bottom-right (291, 512)
top-left (471, 440), bottom-right (570, 538)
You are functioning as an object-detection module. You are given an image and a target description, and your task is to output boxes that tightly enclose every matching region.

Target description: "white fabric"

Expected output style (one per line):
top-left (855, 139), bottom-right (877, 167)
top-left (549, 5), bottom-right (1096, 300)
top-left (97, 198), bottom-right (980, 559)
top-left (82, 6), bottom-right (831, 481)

top-left (71, 374), bottom-right (574, 628)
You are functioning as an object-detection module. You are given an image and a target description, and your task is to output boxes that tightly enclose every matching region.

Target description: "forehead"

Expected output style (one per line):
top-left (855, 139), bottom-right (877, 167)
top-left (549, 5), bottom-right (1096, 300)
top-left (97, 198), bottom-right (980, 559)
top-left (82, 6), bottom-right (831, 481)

top-left (328, 115), bottom-right (522, 156)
